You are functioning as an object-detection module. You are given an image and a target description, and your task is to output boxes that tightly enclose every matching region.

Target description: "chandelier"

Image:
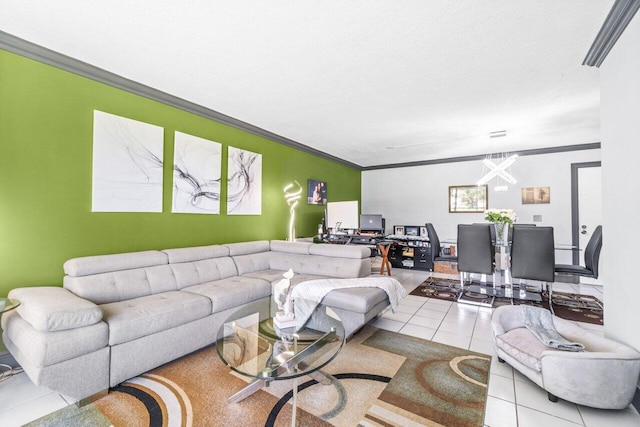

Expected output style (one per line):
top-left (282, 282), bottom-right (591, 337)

top-left (476, 131), bottom-right (518, 191)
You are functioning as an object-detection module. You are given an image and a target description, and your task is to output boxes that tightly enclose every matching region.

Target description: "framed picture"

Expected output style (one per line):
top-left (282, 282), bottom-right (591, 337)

top-left (521, 186), bottom-right (550, 204)
top-left (405, 226), bottom-right (419, 236)
top-left (394, 225), bottom-right (405, 235)
top-left (420, 226), bottom-right (427, 236)
top-left (449, 185), bottom-right (488, 213)
top-left (307, 179), bottom-right (327, 205)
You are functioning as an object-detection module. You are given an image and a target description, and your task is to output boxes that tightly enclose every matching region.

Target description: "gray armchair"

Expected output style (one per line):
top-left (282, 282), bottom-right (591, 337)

top-left (491, 305), bottom-right (640, 409)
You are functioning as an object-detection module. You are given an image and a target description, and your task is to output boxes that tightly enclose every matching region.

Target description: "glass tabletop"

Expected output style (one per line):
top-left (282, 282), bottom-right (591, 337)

top-left (0, 298), bottom-right (20, 314)
top-left (215, 298), bottom-right (345, 381)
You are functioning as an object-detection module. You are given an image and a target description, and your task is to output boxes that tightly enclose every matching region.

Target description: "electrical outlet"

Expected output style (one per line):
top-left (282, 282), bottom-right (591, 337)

top-left (533, 215), bottom-right (542, 222)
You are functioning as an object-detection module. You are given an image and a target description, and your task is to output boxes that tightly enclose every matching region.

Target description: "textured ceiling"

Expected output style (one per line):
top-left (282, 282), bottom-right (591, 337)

top-left (0, 1), bottom-right (613, 167)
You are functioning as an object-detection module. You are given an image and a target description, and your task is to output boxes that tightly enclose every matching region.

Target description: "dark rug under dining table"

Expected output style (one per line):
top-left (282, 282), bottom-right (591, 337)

top-left (410, 277), bottom-right (603, 325)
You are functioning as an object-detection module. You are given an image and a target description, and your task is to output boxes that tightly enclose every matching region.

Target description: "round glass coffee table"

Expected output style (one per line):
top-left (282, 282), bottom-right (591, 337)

top-left (216, 297), bottom-right (345, 414)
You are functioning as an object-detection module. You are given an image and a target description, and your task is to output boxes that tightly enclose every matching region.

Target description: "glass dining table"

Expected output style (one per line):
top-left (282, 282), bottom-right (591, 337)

top-left (457, 241), bottom-right (577, 306)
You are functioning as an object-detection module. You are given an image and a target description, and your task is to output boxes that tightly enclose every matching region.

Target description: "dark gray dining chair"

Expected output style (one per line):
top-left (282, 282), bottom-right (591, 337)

top-left (555, 225), bottom-right (602, 280)
top-left (510, 226), bottom-right (555, 303)
top-left (425, 223), bottom-right (457, 269)
top-left (457, 224), bottom-right (495, 287)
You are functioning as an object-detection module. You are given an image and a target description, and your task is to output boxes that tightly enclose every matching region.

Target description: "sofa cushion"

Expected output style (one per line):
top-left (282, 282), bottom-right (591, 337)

top-left (8, 287), bottom-right (103, 332)
top-left (225, 240), bottom-right (270, 256)
top-left (269, 252), bottom-right (369, 278)
top-left (243, 269), bottom-right (289, 283)
top-left (182, 276), bottom-right (271, 314)
top-left (63, 250), bottom-right (168, 276)
top-left (2, 310), bottom-right (108, 367)
top-left (64, 264), bottom-right (180, 305)
top-left (495, 327), bottom-right (562, 371)
top-left (100, 291), bottom-right (211, 346)
top-left (169, 258), bottom-right (238, 289)
top-left (308, 244), bottom-right (371, 259)
top-left (162, 245), bottom-right (230, 264)
top-left (317, 287), bottom-right (388, 314)
top-left (269, 240), bottom-right (313, 254)
top-left (232, 251), bottom-right (273, 275)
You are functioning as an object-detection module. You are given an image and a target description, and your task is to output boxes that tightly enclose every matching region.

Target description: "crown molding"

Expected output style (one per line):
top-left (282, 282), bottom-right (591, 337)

top-left (583, 0), bottom-right (640, 67)
top-left (361, 143), bottom-right (601, 171)
top-left (0, 31), bottom-right (361, 170)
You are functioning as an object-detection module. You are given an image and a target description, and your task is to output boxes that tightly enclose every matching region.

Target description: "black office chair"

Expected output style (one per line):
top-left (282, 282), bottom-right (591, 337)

top-left (425, 223), bottom-right (457, 270)
top-left (555, 225), bottom-right (602, 280)
top-left (457, 224), bottom-right (494, 287)
top-left (510, 226), bottom-right (555, 303)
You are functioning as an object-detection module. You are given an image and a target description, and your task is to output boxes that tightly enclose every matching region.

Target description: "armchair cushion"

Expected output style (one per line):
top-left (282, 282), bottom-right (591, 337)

top-left (8, 287), bottom-right (103, 332)
top-left (495, 327), bottom-right (562, 371)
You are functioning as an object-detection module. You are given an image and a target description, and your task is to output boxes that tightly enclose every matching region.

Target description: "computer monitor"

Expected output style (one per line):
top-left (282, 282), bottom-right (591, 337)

top-left (326, 201), bottom-right (359, 231)
top-left (360, 214), bottom-right (384, 234)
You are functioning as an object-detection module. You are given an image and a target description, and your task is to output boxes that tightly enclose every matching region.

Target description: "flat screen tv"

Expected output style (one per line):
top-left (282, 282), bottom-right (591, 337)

top-left (360, 214), bottom-right (384, 233)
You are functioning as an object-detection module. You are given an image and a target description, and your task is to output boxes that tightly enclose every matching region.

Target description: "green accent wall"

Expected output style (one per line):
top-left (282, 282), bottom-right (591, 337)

top-left (0, 49), bottom-right (361, 297)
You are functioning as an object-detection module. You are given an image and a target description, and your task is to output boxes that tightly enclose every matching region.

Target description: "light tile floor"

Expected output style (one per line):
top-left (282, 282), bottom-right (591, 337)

top-left (370, 266), bottom-right (640, 427)
top-left (0, 264), bottom-right (638, 427)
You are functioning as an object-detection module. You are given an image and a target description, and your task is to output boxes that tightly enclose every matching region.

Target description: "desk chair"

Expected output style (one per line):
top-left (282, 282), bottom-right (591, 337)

top-left (425, 223), bottom-right (457, 270)
top-left (510, 226), bottom-right (555, 302)
top-left (457, 224), bottom-right (494, 286)
top-left (555, 225), bottom-right (602, 280)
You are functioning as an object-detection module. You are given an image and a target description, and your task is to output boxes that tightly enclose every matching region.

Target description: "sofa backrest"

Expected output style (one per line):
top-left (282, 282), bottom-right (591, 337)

top-left (267, 240), bottom-right (372, 278)
top-left (63, 251), bottom-right (173, 304)
top-left (162, 245), bottom-right (238, 290)
top-left (226, 240), bottom-right (272, 275)
top-left (63, 245), bottom-right (239, 304)
top-left (62, 240), bottom-right (371, 304)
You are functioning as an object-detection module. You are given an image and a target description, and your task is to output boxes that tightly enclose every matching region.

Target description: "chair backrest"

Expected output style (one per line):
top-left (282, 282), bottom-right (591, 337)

top-left (584, 225), bottom-right (603, 278)
top-left (425, 223), bottom-right (441, 262)
top-left (474, 223), bottom-right (496, 243)
top-left (510, 226), bottom-right (555, 282)
top-left (457, 224), bottom-right (494, 275)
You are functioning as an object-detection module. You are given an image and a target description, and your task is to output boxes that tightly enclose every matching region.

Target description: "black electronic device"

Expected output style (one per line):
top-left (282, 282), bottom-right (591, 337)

top-left (360, 214), bottom-right (384, 234)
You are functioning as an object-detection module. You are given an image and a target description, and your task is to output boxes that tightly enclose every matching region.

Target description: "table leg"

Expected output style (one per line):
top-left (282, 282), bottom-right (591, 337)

top-left (227, 378), bottom-right (269, 403)
top-left (378, 244), bottom-right (392, 276)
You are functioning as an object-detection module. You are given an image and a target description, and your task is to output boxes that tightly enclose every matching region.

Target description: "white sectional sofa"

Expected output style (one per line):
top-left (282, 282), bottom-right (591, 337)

top-left (2, 240), bottom-right (391, 403)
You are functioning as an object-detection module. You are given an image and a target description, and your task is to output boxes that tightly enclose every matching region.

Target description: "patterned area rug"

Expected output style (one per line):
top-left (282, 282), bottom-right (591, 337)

top-left (27, 327), bottom-right (491, 427)
top-left (409, 277), bottom-right (462, 302)
top-left (412, 278), bottom-right (604, 325)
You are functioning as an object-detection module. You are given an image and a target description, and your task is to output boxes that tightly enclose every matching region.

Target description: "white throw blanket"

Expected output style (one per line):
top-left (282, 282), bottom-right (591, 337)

top-left (290, 277), bottom-right (406, 330)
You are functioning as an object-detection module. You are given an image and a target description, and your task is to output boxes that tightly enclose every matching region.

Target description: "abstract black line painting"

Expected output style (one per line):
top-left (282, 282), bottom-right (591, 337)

top-left (227, 146), bottom-right (262, 215)
top-left (92, 110), bottom-right (164, 212)
top-left (172, 131), bottom-right (221, 214)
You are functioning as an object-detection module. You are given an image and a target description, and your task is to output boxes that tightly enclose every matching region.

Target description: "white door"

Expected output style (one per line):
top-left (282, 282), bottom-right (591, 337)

top-left (577, 166), bottom-right (602, 285)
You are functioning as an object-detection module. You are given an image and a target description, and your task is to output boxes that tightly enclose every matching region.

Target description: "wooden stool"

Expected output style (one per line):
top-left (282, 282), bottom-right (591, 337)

top-left (378, 242), bottom-right (392, 276)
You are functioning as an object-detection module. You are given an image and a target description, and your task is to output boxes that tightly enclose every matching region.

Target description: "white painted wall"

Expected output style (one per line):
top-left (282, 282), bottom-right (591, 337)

top-left (362, 149), bottom-right (600, 264)
top-left (600, 13), bottom-right (640, 350)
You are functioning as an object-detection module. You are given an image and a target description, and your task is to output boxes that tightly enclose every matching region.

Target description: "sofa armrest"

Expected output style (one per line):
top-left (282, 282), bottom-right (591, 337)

top-left (8, 287), bottom-right (102, 332)
top-left (541, 350), bottom-right (640, 409)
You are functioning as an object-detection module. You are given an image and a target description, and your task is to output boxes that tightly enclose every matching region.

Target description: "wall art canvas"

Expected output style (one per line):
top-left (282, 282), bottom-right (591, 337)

top-left (227, 146), bottom-right (262, 215)
top-left (521, 186), bottom-right (550, 204)
top-left (172, 131), bottom-right (221, 214)
top-left (92, 110), bottom-right (164, 212)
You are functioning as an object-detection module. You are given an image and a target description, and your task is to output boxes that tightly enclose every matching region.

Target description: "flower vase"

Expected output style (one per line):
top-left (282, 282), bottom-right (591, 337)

top-left (494, 222), bottom-right (508, 246)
